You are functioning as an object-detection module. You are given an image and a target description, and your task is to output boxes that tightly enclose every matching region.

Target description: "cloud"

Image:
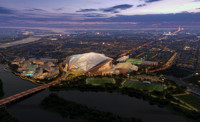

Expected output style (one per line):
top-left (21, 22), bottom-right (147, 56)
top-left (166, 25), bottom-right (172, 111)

top-left (76, 4), bottom-right (133, 14)
top-left (54, 8), bottom-right (64, 11)
top-left (83, 13), bottom-right (106, 17)
top-left (76, 9), bottom-right (97, 12)
top-left (26, 8), bottom-right (46, 12)
top-left (137, 4), bottom-right (147, 7)
top-left (1, 12), bottom-right (200, 29)
top-left (0, 7), bottom-right (14, 14)
top-left (145, 0), bottom-right (162, 3)
top-left (101, 4), bottom-right (133, 13)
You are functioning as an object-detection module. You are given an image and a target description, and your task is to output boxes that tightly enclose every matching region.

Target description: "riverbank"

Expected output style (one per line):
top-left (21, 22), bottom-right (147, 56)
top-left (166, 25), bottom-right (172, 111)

top-left (40, 93), bottom-right (141, 122)
top-left (49, 76), bottom-right (200, 122)
top-left (0, 64), bottom-right (37, 98)
top-left (4, 62), bottom-right (41, 86)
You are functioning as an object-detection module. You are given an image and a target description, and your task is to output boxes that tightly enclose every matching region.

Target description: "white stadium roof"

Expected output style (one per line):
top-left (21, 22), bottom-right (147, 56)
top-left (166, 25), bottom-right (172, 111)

top-left (67, 52), bottom-right (112, 71)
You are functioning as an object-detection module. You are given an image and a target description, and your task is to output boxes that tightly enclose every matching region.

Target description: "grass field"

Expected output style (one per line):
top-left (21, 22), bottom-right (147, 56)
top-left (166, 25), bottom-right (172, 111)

top-left (86, 78), bottom-right (115, 85)
top-left (176, 94), bottom-right (200, 111)
top-left (122, 80), bottom-right (164, 92)
top-left (126, 58), bottom-right (143, 65)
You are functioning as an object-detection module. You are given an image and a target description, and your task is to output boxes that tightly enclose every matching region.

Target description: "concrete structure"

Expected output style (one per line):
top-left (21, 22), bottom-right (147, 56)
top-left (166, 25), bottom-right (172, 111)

top-left (141, 61), bottom-right (158, 66)
top-left (117, 55), bottom-right (129, 62)
top-left (12, 57), bottom-right (59, 80)
top-left (112, 62), bottom-right (138, 75)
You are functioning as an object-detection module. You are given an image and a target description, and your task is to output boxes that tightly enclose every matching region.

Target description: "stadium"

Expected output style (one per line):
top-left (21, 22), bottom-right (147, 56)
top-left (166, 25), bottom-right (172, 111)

top-left (64, 52), bottom-right (113, 74)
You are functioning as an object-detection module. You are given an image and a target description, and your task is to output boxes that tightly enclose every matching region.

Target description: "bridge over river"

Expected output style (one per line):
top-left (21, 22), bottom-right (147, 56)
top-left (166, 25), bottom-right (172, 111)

top-left (0, 72), bottom-right (64, 108)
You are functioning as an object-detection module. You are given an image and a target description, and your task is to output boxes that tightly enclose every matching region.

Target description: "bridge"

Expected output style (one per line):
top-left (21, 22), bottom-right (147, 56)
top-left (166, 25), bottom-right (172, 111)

top-left (0, 78), bottom-right (61, 108)
top-left (0, 62), bottom-right (65, 108)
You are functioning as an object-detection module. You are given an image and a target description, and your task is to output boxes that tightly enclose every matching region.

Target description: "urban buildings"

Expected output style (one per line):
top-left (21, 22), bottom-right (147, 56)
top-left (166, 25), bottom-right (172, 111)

top-left (12, 57), bottom-right (59, 80)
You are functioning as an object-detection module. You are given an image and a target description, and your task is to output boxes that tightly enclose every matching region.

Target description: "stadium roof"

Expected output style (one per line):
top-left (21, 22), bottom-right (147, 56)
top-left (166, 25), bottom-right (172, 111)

top-left (67, 52), bottom-right (112, 71)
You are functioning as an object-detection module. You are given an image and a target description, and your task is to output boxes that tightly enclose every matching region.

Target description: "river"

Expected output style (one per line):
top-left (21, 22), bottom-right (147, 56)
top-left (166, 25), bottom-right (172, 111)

top-left (0, 34), bottom-right (54, 48)
top-left (0, 64), bottom-right (186, 122)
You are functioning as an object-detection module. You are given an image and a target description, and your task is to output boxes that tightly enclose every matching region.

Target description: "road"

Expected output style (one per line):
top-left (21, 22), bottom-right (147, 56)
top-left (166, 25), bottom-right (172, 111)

top-left (118, 41), bottom-right (153, 57)
top-left (165, 75), bottom-right (200, 96)
top-left (149, 52), bottom-right (178, 73)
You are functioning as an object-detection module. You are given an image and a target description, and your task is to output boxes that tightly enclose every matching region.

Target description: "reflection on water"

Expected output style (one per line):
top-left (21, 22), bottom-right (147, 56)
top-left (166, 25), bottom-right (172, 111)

top-left (8, 90), bottom-right (81, 122)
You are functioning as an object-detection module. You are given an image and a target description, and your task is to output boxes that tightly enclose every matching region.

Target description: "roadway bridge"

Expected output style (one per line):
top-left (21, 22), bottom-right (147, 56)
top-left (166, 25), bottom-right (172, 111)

top-left (0, 63), bottom-right (64, 108)
top-left (0, 77), bottom-right (60, 108)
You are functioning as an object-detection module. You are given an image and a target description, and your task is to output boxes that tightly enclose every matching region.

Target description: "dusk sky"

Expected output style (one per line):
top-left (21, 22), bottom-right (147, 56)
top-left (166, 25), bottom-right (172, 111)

top-left (0, 0), bottom-right (200, 30)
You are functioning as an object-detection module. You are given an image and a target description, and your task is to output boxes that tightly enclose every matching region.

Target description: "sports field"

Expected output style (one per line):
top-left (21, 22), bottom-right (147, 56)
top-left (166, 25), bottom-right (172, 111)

top-left (176, 94), bottom-right (200, 111)
top-left (126, 58), bottom-right (143, 65)
top-left (86, 78), bottom-right (115, 85)
top-left (122, 80), bottom-right (164, 92)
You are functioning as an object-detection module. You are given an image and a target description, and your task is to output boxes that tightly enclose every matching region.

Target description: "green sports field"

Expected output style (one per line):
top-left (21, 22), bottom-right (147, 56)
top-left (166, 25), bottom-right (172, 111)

top-left (126, 58), bottom-right (143, 65)
top-left (122, 80), bottom-right (164, 92)
top-left (176, 94), bottom-right (200, 111)
top-left (86, 78), bottom-right (115, 85)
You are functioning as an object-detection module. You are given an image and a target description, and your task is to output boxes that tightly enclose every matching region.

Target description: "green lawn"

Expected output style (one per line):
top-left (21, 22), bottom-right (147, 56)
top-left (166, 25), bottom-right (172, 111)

top-left (86, 78), bottom-right (115, 85)
top-left (177, 94), bottom-right (200, 111)
top-left (126, 58), bottom-right (143, 65)
top-left (122, 80), bottom-right (164, 92)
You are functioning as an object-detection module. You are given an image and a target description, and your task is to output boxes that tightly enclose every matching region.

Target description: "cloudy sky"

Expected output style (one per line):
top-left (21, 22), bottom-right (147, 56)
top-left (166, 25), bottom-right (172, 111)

top-left (0, 0), bottom-right (200, 29)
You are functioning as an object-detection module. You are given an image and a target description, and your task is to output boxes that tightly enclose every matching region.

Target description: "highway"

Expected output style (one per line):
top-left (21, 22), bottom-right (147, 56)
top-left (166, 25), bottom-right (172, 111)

top-left (165, 75), bottom-right (200, 96)
top-left (149, 52), bottom-right (178, 73)
top-left (119, 41), bottom-right (153, 57)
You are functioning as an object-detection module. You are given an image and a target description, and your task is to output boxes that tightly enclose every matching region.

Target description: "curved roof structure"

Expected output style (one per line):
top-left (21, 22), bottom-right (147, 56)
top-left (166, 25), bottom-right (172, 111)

top-left (67, 52), bottom-right (112, 71)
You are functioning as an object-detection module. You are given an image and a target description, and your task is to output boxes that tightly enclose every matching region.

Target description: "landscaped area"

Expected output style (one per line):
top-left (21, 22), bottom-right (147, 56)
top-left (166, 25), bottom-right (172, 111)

top-left (126, 58), bottom-right (143, 65)
top-left (122, 80), bottom-right (164, 92)
top-left (65, 70), bottom-right (84, 78)
top-left (176, 94), bottom-right (200, 111)
top-left (86, 77), bottom-right (115, 85)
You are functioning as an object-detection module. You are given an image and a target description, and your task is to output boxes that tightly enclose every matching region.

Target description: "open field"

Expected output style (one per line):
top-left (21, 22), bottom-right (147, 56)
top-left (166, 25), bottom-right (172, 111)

top-left (126, 58), bottom-right (143, 65)
top-left (86, 77), bottom-right (115, 85)
top-left (176, 94), bottom-right (200, 111)
top-left (122, 80), bottom-right (164, 92)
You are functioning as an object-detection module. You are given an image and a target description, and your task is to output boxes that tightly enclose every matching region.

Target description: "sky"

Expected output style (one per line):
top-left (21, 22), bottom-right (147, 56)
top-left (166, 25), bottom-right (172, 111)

top-left (0, 0), bottom-right (200, 30)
